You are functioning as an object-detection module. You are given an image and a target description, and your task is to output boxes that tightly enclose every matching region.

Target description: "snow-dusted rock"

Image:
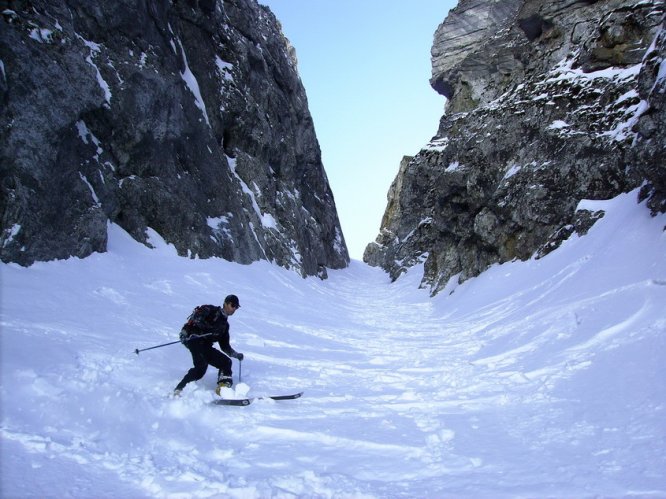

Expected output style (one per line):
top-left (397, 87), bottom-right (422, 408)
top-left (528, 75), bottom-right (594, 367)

top-left (0, 0), bottom-right (349, 276)
top-left (365, 0), bottom-right (665, 294)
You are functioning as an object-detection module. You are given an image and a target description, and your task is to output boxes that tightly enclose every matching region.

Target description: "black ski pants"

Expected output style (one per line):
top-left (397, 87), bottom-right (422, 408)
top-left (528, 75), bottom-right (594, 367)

top-left (175, 340), bottom-right (232, 391)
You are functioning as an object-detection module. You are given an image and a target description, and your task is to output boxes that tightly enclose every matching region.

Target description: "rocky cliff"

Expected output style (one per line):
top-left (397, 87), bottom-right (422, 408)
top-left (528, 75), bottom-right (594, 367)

top-left (365, 0), bottom-right (665, 294)
top-left (0, 0), bottom-right (349, 277)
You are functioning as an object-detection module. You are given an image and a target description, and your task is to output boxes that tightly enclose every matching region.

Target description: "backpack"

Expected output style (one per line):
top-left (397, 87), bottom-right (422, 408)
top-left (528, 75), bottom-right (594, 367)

top-left (182, 304), bottom-right (221, 334)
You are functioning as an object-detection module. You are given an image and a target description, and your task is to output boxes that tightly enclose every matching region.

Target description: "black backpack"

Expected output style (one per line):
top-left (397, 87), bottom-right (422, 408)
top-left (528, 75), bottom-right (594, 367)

top-left (182, 304), bottom-right (221, 334)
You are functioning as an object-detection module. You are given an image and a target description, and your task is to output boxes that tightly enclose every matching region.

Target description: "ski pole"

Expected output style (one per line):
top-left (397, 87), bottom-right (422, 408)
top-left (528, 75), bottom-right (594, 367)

top-left (134, 340), bottom-right (181, 355)
top-left (238, 359), bottom-right (242, 384)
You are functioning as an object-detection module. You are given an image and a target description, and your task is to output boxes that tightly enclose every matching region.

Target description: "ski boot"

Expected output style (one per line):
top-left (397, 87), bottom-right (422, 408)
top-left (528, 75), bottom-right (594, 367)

top-left (215, 376), bottom-right (233, 396)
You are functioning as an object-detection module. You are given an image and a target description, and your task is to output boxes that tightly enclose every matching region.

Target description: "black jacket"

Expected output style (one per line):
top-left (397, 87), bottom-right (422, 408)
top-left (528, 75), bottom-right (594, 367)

top-left (181, 305), bottom-right (238, 357)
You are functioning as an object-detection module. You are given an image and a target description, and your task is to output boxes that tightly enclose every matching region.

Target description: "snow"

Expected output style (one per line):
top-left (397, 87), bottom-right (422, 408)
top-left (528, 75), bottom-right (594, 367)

top-left (401, 218), bottom-right (433, 244)
top-left (1, 190), bottom-right (665, 497)
top-left (548, 120), bottom-right (569, 130)
top-left (206, 215), bottom-right (232, 234)
top-left (227, 156), bottom-right (277, 232)
top-left (215, 56), bottom-right (235, 82)
top-left (77, 34), bottom-right (112, 105)
top-left (423, 137), bottom-right (449, 152)
top-left (78, 172), bottom-right (100, 206)
top-left (547, 57), bottom-right (642, 85)
top-left (177, 39), bottom-right (210, 127)
top-left (503, 163), bottom-right (522, 180)
top-left (445, 161), bottom-right (461, 172)
top-left (261, 212), bottom-right (278, 230)
top-left (2, 224), bottom-right (21, 247)
top-left (29, 27), bottom-right (54, 43)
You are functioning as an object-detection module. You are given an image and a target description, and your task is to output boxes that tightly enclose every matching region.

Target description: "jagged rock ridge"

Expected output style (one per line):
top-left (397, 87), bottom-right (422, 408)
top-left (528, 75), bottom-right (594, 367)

top-left (0, 0), bottom-right (349, 277)
top-left (365, 0), bottom-right (665, 294)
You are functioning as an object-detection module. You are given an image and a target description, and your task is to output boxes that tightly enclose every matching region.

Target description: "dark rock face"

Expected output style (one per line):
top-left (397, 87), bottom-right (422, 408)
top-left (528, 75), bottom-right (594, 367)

top-left (0, 0), bottom-right (349, 276)
top-left (365, 0), bottom-right (664, 294)
top-left (633, 24), bottom-right (666, 214)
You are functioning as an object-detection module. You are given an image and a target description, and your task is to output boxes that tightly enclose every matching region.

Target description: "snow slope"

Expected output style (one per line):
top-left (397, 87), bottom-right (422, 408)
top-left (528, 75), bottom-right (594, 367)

top-left (1, 190), bottom-right (665, 498)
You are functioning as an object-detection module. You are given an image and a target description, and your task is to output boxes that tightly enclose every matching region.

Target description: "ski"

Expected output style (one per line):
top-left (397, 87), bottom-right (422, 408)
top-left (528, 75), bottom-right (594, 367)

top-left (212, 391), bottom-right (303, 406)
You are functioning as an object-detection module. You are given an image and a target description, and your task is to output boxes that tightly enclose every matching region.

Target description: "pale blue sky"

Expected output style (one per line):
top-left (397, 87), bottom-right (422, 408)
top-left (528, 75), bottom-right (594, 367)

top-left (259, 1), bottom-right (458, 259)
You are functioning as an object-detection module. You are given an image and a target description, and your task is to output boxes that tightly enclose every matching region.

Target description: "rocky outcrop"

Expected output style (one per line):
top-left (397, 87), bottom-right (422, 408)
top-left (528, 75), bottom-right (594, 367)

top-left (0, 0), bottom-right (349, 276)
top-left (633, 24), bottom-right (666, 214)
top-left (365, 0), bottom-right (664, 294)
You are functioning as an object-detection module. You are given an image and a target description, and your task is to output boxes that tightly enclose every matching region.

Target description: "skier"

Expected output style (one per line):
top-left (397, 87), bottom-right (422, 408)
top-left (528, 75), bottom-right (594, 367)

top-left (174, 294), bottom-right (244, 396)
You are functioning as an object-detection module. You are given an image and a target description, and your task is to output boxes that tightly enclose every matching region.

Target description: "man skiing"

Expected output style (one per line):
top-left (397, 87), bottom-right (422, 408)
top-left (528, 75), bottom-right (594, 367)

top-left (174, 294), bottom-right (244, 396)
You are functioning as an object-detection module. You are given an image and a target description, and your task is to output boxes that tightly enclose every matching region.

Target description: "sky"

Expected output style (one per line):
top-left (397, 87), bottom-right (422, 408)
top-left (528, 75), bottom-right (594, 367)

top-left (2, 189), bottom-right (665, 496)
top-left (258, 0), bottom-right (459, 259)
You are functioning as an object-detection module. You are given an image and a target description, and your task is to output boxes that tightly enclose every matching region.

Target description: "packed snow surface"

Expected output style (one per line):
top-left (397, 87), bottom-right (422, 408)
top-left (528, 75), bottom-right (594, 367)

top-left (1, 190), bottom-right (665, 498)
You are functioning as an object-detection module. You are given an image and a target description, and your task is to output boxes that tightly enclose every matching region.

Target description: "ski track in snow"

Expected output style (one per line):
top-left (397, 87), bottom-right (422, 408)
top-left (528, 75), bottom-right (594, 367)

top-left (1, 191), bottom-right (666, 498)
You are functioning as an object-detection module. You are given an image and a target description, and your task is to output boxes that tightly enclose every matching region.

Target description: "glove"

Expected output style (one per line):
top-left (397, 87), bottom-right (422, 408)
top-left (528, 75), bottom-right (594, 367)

top-left (179, 330), bottom-right (189, 345)
top-left (234, 352), bottom-right (244, 361)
